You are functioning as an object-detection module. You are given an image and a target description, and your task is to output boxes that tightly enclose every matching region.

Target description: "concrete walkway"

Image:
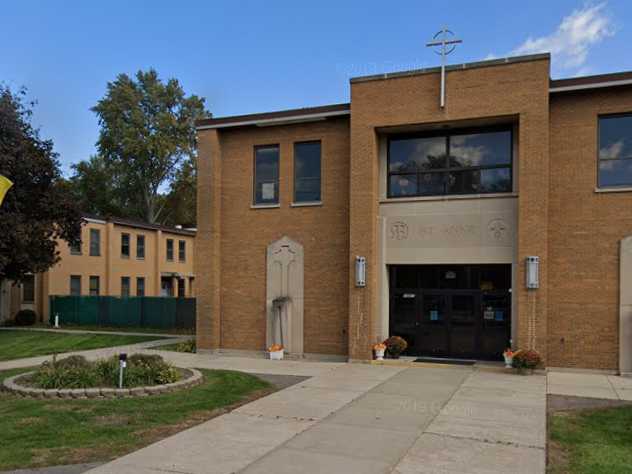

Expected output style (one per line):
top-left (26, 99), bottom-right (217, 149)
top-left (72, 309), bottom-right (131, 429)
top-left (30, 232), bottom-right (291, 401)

top-left (84, 363), bottom-right (546, 474)
top-left (547, 371), bottom-right (632, 400)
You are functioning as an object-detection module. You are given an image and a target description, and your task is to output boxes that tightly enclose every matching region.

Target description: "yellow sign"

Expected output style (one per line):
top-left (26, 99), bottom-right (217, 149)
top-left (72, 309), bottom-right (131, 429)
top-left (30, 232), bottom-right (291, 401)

top-left (0, 175), bottom-right (13, 206)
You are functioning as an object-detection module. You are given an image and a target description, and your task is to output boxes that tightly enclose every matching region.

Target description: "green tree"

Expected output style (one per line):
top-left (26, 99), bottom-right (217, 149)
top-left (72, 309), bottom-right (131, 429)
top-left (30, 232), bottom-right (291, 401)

top-left (91, 69), bottom-right (207, 224)
top-left (161, 157), bottom-right (197, 228)
top-left (0, 86), bottom-right (82, 282)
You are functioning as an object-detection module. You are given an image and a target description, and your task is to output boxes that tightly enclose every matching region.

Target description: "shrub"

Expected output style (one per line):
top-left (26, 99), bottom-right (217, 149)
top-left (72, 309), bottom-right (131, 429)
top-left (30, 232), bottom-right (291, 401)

top-left (31, 354), bottom-right (180, 389)
top-left (174, 339), bottom-right (196, 353)
top-left (14, 309), bottom-right (37, 326)
top-left (512, 349), bottom-right (542, 372)
top-left (385, 336), bottom-right (408, 358)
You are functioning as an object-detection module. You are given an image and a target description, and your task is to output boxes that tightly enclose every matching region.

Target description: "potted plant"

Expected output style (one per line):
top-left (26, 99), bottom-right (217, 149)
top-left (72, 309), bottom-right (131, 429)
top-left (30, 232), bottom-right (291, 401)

top-left (502, 348), bottom-right (514, 368)
top-left (384, 336), bottom-right (408, 359)
top-left (373, 342), bottom-right (386, 360)
top-left (268, 344), bottom-right (284, 360)
top-left (511, 349), bottom-right (541, 374)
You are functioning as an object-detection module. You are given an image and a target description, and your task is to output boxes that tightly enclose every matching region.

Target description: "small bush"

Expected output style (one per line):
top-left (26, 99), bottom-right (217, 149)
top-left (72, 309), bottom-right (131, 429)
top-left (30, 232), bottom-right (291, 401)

top-left (14, 309), bottom-right (37, 326)
top-left (31, 354), bottom-right (180, 389)
top-left (385, 336), bottom-right (408, 358)
top-left (512, 349), bottom-right (542, 371)
top-left (174, 339), bottom-right (196, 353)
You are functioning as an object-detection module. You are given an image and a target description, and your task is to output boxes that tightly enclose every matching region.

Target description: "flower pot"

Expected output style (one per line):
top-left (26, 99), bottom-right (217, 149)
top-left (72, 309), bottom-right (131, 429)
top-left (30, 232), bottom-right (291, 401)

top-left (503, 355), bottom-right (513, 369)
top-left (269, 349), bottom-right (284, 360)
top-left (374, 348), bottom-right (385, 361)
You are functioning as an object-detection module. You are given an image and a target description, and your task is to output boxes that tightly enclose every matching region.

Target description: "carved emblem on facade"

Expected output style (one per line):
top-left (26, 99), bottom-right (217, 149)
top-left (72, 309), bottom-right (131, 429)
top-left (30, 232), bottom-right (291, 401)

top-left (389, 221), bottom-right (409, 240)
top-left (488, 219), bottom-right (508, 241)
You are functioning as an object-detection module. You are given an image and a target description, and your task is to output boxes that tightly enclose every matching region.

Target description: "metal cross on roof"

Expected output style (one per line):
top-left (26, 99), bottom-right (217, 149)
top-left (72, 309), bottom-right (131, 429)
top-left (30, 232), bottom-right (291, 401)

top-left (426, 27), bottom-right (462, 108)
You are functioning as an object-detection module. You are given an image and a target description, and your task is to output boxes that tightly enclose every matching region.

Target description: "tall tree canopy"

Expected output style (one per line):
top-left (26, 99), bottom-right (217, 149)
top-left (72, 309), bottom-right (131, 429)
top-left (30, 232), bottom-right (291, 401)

top-left (0, 86), bottom-right (82, 282)
top-left (82, 69), bottom-right (207, 224)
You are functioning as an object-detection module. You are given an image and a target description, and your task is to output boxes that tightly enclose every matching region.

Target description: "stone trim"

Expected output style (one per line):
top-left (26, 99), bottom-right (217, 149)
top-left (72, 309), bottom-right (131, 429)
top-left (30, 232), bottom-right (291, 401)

top-left (2, 368), bottom-right (203, 399)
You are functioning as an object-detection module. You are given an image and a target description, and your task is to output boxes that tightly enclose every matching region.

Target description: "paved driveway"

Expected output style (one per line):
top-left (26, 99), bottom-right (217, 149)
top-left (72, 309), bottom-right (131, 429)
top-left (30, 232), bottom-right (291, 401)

top-left (86, 362), bottom-right (546, 474)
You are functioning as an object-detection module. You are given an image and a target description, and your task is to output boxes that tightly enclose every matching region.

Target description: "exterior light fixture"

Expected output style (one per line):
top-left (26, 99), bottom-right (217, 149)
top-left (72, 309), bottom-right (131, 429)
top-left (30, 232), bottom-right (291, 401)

top-left (525, 256), bottom-right (539, 289)
top-left (355, 256), bottom-right (366, 287)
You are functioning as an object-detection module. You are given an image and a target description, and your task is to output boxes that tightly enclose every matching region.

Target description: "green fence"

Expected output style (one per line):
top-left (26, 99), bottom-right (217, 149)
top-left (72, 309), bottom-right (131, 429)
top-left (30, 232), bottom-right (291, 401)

top-left (49, 296), bottom-right (196, 330)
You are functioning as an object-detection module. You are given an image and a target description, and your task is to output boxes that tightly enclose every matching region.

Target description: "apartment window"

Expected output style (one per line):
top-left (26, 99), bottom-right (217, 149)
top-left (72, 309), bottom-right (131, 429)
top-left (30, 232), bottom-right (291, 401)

top-left (69, 239), bottom-right (82, 255)
top-left (166, 239), bottom-right (174, 261)
top-left (22, 275), bottom-right (35, 303)
top-left (136, 277), bottom-right (145, 297)
top-left (387, 128), bottom-right (513, 198)
top-left (89, 276), bottom-right (100, 296)
top-left (121, 233), bottom-right (130, 258)
top-left (177, 278), bottom-right (185, 298)
top-left (598, 114), bottom-right (632, 188)
top-left (89, 229), bottom-right (101, 256)
top-left (178, 240), bottom-right (186, 262)
top-left (294, 141), bottom-right (322, 203)
top-left (253, 145), bottom-right (279, 205)
top-left (70, 275), bottom-right (81, 296)
top-left (137, 235), bottom-right (145, 259)
top-left (121, 277), bottom-right (130, 298)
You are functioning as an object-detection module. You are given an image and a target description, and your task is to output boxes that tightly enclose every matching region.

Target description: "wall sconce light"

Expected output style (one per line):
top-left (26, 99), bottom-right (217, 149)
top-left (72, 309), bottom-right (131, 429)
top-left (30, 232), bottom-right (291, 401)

top-left (525, 256), bottom-right (539, 289)
top-left (355, 256), bottom-right (366, 287)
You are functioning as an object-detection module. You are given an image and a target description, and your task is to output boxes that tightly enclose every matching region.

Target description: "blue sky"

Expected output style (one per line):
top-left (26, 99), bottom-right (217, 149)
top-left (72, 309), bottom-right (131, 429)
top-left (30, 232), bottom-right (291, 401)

top-left (1, 0), bottom-right (631, 174)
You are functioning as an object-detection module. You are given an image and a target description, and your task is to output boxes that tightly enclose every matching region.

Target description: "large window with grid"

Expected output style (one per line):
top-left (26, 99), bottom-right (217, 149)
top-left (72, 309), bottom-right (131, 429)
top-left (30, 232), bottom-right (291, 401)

top-left (599, 114), bottom-right (632, 188)
top-left (294, 141), bottom-right (321, 203)
top-left (387, 128), bottom-right (513, 198)
top-left (253, 145), bottom-right (279, 205)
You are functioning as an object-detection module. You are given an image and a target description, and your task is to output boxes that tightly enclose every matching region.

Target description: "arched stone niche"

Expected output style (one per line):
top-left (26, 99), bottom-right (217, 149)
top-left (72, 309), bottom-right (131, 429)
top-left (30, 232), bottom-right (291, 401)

top-left (620, 236), bottom-right (632, 376)
top-left (266, 236), bottom-right (304, 356)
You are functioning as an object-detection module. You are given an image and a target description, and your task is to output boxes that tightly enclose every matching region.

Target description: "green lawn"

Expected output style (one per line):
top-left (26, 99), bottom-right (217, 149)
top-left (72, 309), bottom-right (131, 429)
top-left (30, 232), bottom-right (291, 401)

top-left (0, 367), bottom-right (271, 470)
top-left (31, 323), bottom-right (195, 335)
top-left (0, 330), bottom-right (164, 361)
top-left (549, 406), bottom-right (632, 473)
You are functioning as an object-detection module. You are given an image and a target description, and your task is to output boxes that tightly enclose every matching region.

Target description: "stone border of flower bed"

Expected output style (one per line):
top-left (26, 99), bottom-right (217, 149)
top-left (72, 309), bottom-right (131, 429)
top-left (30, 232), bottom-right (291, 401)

top-left (1, 368), bottom-right (203, 399)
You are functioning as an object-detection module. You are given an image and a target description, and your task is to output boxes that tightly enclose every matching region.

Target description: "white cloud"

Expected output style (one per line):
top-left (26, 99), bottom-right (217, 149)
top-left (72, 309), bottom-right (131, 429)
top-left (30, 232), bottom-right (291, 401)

top-left (509, 3), bottom-right (614, 73)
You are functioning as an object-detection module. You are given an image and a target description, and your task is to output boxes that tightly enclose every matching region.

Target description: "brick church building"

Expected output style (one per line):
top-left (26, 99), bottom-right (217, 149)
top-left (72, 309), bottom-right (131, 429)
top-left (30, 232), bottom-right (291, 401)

top-left (195, 53), bottom-right (632, 373)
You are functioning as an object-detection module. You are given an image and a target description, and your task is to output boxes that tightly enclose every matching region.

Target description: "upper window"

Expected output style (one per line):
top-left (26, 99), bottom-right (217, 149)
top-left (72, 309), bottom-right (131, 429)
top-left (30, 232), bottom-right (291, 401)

top-left (22, 275), bottom-right (35, 303)
top-left (137, 235), bottom-right (145, 259)
top-left (294, 141), bottom-right (322, 203)
top-left (598, 114), bottom-right (632, 188)
top-left (253, 145), bottom-right (279, 205)
top-left (387, 128), bottom-right (513, 198)
top-left (166, 239), bottom-right (174, 261)
top-left (89, 229), bottom-right (100, 256)
top-left (178, 240), bottom-right (186, 262)
top-left (69, 239), bottom-right (82, 255)
top-left (121, 233), bottom-right (130, 258)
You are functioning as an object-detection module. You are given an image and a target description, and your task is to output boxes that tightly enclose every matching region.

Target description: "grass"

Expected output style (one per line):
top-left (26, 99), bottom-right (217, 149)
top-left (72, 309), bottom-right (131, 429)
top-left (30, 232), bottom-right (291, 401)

top-left (30, 323), bottom-right (195, 335)
top-left (549, 406), bottom-right (632, 473)
top-left (0, 367), bottom-right (271, 470)
top-left (0, 330), bottom-right (165, 361)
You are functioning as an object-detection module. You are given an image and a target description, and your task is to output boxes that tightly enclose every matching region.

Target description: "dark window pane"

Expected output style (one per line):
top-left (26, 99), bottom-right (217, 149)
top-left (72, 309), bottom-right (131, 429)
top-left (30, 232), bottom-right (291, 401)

top-left (394, 266), bottom-right (418, 288)
top-left (137, 235), bottom-right (145, 259)
top-left (254, 146), bottom-right (279, 204)
top-left (599, 159), bottom-right (632, 187)
top-left (294, 142), bottom-right (321, 202)
top-left (22, 275), bottom-right (35, 303)
top-left (121, 277), bottom-right (130, 298)
top-left (389, 137), bottom-right (446, 172)
top-left (166, 239), bottom-right (174, 261)
top-left (389, 174), bottom-right (417, 197)
top-left (178, 240), bottom-right (186, 261)
top-left (418, 172), bottom-right (446, 195)
top-left (136, 277), bottom-right (145, 297)
top-left (89, 276), bottom-right (100, 296)
top-left (90, 229), bottom-right (100, 256)
top-left (70, 240), bottom-right (82, 255)
top-left (121, 233), bottom-right (130, 257)
top-left (480, 168), bottom-right (512, 193)
top-left (449, 131), bottom-right (512, 168)
top-left (599, 115), bottom-right (632, 160)
top-left (70, 276), bottom-right (81, 296)
top-left (448, 170), bottom-right (479, 194)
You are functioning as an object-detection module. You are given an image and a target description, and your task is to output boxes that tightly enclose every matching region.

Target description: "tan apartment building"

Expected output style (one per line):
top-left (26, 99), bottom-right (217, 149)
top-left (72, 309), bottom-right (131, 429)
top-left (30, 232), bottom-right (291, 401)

top-left (196, 52), bottom-right (632, 373)
top-left (0, 216), bottom-right (195, 323)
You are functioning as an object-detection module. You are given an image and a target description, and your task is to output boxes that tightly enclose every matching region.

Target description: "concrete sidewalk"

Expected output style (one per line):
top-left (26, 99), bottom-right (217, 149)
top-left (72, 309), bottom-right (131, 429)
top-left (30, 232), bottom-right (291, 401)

top-left (85, 364), bottom-right (546, 474)
top-left (547, 371), bottom-right (632, 400)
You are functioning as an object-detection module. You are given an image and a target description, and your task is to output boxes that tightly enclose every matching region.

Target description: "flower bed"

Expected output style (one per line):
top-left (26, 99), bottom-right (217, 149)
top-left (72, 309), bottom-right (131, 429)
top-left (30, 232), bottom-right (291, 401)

top-left (2, 354), bottom-right (202, 399)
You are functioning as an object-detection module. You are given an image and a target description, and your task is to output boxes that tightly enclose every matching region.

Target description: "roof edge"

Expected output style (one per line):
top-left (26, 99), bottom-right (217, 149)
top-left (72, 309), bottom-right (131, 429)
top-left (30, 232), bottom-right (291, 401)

top-left (350, 53), bottom-right (550, 84)
top-left (196, 103), bottom-right (350, 130)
